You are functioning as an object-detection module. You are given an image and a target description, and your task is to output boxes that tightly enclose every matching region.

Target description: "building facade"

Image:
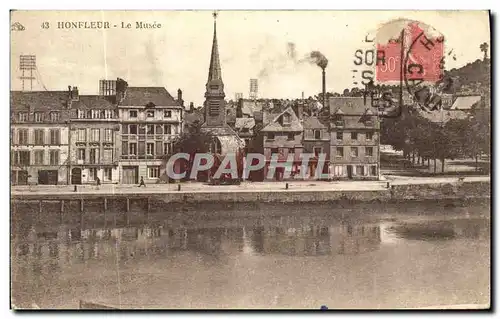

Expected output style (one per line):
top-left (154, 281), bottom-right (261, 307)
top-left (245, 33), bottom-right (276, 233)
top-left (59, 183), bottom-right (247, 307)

top-left (68, 86), bottom-right (121, 184)
top-left (328, 97), bottom-right (380, 180)
top-left (11, 91), bottom-right (71, 185)
top-left (118, 86), bottom-right (183, 184)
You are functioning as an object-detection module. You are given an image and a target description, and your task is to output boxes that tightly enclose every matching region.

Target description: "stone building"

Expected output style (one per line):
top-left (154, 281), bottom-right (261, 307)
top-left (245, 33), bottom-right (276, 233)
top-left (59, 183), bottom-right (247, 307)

top-left (118, 85), bottom-right (184, 184)
top-left (328, 96), bottom-right (380, 180)
top-left (10, 90), bottom-right (71, 185)
top-left (68, 86), bottom-right (121, 184)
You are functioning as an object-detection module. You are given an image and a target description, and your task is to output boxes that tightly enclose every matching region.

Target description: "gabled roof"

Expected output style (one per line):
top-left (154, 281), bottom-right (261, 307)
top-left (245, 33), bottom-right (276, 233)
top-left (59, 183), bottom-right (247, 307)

top-left (261, 107), bottom-right (303, 132)
top-left (303, 115), bottom-right (327, 129)
top-left (120, 87), bottom-right (180, 107)
top-left (10, 91), bottom-right (70, 111)
top-left (329, 96), bottom-right (378, 115)
top-left (450, 95), bottom-right (481, 110)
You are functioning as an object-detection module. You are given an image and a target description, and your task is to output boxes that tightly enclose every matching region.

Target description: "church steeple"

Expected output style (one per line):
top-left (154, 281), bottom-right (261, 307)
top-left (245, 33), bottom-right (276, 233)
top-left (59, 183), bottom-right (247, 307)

top-left (203, 11), bottom-right (226, 127)
top-left (207, 11), bottom-right (222, 83)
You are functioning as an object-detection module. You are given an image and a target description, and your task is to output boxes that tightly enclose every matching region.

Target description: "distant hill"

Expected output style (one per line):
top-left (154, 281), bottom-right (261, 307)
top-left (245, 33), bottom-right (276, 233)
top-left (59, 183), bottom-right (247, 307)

top-left (442, 58), bottom-right (490, 95)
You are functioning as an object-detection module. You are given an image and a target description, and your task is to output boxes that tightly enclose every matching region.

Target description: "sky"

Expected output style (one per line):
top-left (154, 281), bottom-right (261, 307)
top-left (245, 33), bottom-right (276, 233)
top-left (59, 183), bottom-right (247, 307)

top-left (10, 10), bottom-right (490, 106)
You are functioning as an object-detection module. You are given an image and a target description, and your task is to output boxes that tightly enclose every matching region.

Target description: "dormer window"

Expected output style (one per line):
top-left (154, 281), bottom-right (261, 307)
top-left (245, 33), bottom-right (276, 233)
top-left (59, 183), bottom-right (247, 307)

top-left (18, 112), bottom-right (28, 122)
top-left (282, 113), bottom-right (291, 126)
top-left (34, 112), bottom-right (44, 122)
top-left (164, 110), bottom-right (172, 118)
top-left (50, 112), bottom-right (60, 122)
top-left (129, 110), bottom-right (138, 118)
top-left (146, 110), bottom-right (155, 118)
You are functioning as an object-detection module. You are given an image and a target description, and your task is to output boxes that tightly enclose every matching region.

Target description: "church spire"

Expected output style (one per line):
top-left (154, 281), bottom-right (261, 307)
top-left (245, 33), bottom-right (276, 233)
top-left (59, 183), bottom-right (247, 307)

top-left (207, 11), bottom-right (222, 83)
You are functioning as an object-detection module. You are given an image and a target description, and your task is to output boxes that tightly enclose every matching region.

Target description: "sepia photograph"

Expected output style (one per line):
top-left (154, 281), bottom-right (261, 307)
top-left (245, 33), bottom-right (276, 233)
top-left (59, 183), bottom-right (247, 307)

top-left (9, 10), bottom-right (491, 310)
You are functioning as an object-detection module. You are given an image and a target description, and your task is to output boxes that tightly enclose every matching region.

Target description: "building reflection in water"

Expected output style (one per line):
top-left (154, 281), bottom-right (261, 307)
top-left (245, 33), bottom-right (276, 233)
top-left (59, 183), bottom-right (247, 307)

top-left (11, 216), bottom-right (488, 283)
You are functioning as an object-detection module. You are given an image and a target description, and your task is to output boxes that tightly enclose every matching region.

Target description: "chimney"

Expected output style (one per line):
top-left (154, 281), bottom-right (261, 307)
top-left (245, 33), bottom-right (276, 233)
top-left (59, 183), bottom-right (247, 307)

top-left (72, 86), bottom-right (79, 101)
top-left (115, 78), bottom-right (128, 104)
top-left (189, 102), bottom-right (194, 112)
top-left (322, 67), bottom-right (326, 109)
top-left (177, 89), bottom-right (184, 107)
top-left (67, 86), bottom-right (72, 108)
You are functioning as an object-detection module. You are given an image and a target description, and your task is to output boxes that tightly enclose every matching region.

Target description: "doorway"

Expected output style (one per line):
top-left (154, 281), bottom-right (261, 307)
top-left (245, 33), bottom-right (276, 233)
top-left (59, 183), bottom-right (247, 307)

top-left (122, 166), bottom-right (138, 184)
top-left (347, 165), bottom-right (353, 179)
top-left (71, 168), bottom-right (82, 185)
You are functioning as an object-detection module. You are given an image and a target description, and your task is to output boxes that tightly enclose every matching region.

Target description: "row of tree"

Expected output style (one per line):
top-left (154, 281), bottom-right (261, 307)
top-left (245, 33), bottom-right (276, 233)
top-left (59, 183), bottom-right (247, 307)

top-left (380, 106), bottom-right (490, 173)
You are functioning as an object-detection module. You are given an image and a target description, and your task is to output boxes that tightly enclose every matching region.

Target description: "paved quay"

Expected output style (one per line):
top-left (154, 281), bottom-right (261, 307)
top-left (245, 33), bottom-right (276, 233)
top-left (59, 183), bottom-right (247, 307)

top-left (11, 175), bottom-right (490, 196)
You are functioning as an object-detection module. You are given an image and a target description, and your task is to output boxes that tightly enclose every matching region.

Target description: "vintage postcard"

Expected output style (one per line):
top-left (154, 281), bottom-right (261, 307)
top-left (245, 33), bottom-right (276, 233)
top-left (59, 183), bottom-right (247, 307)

top-left (10, 10), bottom-right (491, 310)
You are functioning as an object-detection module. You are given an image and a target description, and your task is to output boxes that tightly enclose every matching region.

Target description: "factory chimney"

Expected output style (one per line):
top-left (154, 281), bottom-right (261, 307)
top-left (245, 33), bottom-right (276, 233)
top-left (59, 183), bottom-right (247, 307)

top-left (322, 67), bottom-right (326, 110)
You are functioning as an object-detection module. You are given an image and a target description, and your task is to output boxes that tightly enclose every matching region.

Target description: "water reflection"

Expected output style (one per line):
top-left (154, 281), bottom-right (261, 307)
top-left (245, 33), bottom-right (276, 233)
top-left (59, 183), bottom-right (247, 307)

top-left (11, 212), bottom-right (490, 309)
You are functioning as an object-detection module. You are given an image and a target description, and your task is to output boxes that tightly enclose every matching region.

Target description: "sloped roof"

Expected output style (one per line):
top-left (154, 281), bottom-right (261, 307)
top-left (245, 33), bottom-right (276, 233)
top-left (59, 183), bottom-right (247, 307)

top-left (241, 99), bottom-right (265, 116)
top-left (71, 95), bottom-right (116, 109)
top-left (303, 115), bottom-right (327, 129)
top-left (235, 118), bottom-right (256, 130)
top-left (216, 135), bottom-right (246, 156)
top-left (261, 107), bottom-right (303, 132)
top-left (329, 96), bottom-right (378, 115)
top-left (120, 87), bottom-right (180, 107)
top-left (450, 95), bottom-right (481, 110)
top-left (11, 91), bottom-right (70, 111)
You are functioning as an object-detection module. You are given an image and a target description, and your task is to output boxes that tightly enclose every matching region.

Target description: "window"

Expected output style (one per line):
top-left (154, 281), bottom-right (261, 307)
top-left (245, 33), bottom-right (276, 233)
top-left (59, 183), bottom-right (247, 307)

top-left (92, 109), bottom-right (101, 119)
top-left (336, 147), bottom-right (344, 158)
top-left (122, 125), bottom-right (128, 134)
top-left (104, 110), bottom-right (114, 119)
top-left (129, 125), bottom-right (138, 135)
top-left (104, 168), bottom-right (112, 181)
top-left (77, 129), bottom-right (86, 142)
top-left (19, 151), bottom-right (30, 166)
top-left (164, 142), bottom-right (171, 155)
top-left (77, 110), bottom-right (86, 119)
top-left (50, 129), bottom-right (60, 145)
top-left (146, 142), bottom-right (154, 155)
top-left (336, 131), bottom-right (343, 140)
top-left (50, 112), bottom-right (60, 122)
top-left (90, 129), bottom-right (100, 142)
top-left (370, 166), bottom-right (377, 176)
top-left (77, 149), bottom-right (86, 161)
top-left (146, 110), bottom-right (155, 118)
top-left (366, 132), bottom-right (373, 140)
top-left (164, 110), bottom-right (172, 118)
top-left (104, 129), bottom-right (113, 143)
top-left (103, 149), bottom-right (113, 162)
top-left (356, 165), bottom-right (364, 176)
top-left (289, 148), bottom-right (295, 157)
top-left (90, 148), bottom-right (99, 164)
top-left (163, 124), bottom-right (172, 135)
top-left (351, 147), bottom-right (358, 157)
top-left (49, 150), bottom-right (59, 165)
top-left (34, 129), bottom-right (45, 145)
top-left (129, 143), bottom-right (137, 155)
top-left (18, 129), bottom-right (28, 145)
top-left (314, 130), bottom-right (321, 139)
top-left (268, 133), bottom-right (275, 140)
top-left (366, 147), bottom-right (374, 157)
top-left (86, 110), bottom-right (92, 118)
top-left (351, 132), bottom-right (358, 140)
top-left (155, 125), bottom-right (163, 134)
top-left (88, 168), bottom-right (97, 181)
top-left (34, 150), bottom-right (44, 165)
top-left (208, 101), bottom-right (219, 116)
top-left (287, 132), bottom-right (294, 141)
top-left (314, 147), bottom-right (322, 157)
top-left (333, 165), bottom-right (343, 177)
top-left (34, 112), bottom-right (44, 122)
top-left (129, 110), bottom-right (138, 118)
top-left (147, 124), bottom-right (154, 135)
top-left (282, 113), bottom-right (291, 125)
top-left (271, 148), bottom-right (279, 155)
top-left (18, 112), bottom-right (28, 122)
top-left (148, 166), bottom-right (160, 178)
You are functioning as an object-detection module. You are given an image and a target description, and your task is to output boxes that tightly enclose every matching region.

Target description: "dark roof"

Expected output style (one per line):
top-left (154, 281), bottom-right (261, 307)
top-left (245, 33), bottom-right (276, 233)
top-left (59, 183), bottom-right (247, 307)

top-left (120, 87), bottom-right (180, 107)
top-left (10, 91), bottom-right (70, 111)
top-left (329, 97), bottom-right (378, 115)
top-left (71, 95), bottom-right (116, 109)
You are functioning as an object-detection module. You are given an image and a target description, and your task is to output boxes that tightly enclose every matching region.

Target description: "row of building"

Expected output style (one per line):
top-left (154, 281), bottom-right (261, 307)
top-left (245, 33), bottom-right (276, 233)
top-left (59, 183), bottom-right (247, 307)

top-left (11, 81), bottom-right (184, 185)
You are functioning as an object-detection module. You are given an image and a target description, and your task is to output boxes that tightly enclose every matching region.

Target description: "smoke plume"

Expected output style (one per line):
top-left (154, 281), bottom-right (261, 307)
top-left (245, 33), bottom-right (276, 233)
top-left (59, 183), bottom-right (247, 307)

top-left (309, 51), bottom-right (328, 69)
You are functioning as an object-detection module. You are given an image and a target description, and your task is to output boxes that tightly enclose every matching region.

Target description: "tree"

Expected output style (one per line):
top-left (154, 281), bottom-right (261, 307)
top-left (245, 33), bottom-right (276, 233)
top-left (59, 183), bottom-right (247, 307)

top-left (480, 42), bottom-right (489, 61)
